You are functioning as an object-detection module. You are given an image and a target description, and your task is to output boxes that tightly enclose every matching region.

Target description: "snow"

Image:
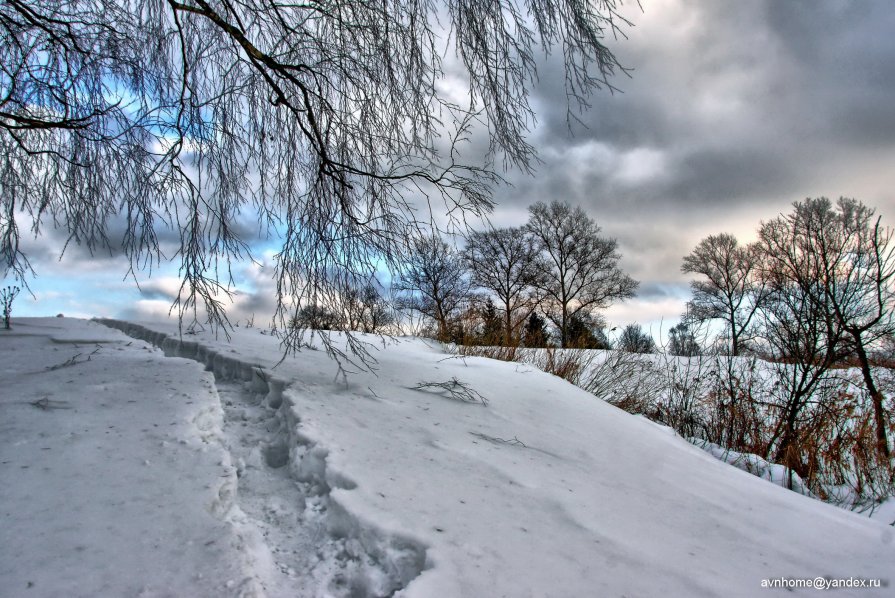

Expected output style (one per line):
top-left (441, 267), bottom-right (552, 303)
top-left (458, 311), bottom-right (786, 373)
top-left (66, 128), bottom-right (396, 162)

top-left (0, 318), bottom-right (251, 596)
top-left (688, 437), bottom-right (813, 497)
top-left (2, 317), bottom-right (893, 597)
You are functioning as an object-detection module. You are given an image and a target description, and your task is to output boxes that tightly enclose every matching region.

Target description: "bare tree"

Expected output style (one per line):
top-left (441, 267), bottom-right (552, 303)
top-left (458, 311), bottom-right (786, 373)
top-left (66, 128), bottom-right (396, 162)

top-left (767, 198), bottom-right (895, 458)
top-left (617, 323), bottom-right (655, 354)
top-left (0, 0), bottom-right (632, 351)
top-left (667, 321), bottom-right (700, 357)
top-left (526, 201), bottom-right (637, 348)
top-left (291, 304), bottom-right (342, 331)
top-left (393, 236), bottom-right (471, 342)
top-left (755, 212), bottom-right (849, 486)
top-left (463, 227), bottom-right (542, 346)
top-left (682, 233), bottom-right (764, 356)
top-left (343, 282), bottom-right (394, 334)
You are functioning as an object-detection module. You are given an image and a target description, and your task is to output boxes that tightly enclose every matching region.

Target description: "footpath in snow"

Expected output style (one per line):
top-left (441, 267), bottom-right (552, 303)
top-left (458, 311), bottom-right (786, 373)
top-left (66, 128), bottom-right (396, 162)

top-left (2, 317), bottom-right (894, 597)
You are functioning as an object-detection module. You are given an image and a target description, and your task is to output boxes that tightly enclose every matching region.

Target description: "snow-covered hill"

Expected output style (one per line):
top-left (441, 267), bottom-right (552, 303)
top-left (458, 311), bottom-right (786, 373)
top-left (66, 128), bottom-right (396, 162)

top-left (2, 318), bottom-right (892, 597)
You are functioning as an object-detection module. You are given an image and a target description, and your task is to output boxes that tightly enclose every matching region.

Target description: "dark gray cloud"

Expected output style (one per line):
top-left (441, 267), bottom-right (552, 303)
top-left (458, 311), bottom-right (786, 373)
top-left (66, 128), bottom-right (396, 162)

top-left (661, 149), bottom-right (795, 206)
top-left (636, 282), bottom-right (681, 301)
top-left (765, 1), bottom-right (895, 147)
top-left (14, 197), bottom-right (266, 273)
top-left (137, 279), bottom-right (179, 302)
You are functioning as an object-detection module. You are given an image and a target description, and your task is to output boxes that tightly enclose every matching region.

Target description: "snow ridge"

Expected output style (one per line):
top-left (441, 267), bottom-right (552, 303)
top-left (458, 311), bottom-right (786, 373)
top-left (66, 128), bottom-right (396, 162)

top-left (96, 319), bottom-right (427, 597)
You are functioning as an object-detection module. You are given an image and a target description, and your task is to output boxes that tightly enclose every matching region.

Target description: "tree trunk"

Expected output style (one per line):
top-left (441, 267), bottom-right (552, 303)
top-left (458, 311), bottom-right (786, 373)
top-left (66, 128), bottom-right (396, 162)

top-left (504, 308), bottom-right (513, 348)
top-left (730, 315), bottom-right (739, 357)
top-left (852, 332), bottom-right (891, 458)
top-left (773, 395), bottom-right (805, 490)
top-left (560, 303), bottom-right (568, 348)
top-left (435, 301), bottom-right (449, 343)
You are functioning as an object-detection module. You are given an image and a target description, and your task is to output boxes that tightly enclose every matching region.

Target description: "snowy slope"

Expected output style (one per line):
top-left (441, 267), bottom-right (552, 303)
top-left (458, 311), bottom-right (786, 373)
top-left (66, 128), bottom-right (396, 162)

top-left (3, 318), bottom-right (893, 597)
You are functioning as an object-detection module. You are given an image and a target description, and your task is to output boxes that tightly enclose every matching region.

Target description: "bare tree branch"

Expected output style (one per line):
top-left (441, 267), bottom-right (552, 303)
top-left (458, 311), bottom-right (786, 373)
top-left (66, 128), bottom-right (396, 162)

top-left (1, 0), bottom-right (631, 357)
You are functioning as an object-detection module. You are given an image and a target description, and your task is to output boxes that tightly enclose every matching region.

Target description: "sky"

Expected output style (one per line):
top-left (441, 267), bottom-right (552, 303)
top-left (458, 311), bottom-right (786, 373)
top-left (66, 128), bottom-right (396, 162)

top-left (10, 0), bottom-right (895, 342)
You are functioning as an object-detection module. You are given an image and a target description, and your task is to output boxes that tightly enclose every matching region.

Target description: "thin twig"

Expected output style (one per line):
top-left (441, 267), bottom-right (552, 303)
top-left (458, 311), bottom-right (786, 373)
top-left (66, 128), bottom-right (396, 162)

top-left (470, 431), bottom-right (526, 447)
top-left (30, 398), bottom-right (72, 410)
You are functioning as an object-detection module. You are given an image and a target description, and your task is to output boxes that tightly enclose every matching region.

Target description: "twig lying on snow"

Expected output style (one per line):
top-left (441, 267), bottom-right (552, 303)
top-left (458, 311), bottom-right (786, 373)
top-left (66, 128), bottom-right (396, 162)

top-left (30, 398), bottom-right (72, 410)
top-left (45, 347), bottom-right (101, 370)
top-left (412, 377), bottom-right (488, 405)
top-left (470, 431), bottom-right (526, 447)
top-left (438, 354), bottom-right (468, 365)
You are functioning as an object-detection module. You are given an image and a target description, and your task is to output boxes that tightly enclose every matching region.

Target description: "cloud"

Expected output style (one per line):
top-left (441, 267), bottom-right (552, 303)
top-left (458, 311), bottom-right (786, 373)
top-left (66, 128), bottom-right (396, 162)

top-left (137, 277), bottom-right (183, 302)
top-left (114, 262), bottom-right (281, 325)
top-left (117, 299), bottom-right (178, 322)
top-left (604, 294), bottom-right (690, 330)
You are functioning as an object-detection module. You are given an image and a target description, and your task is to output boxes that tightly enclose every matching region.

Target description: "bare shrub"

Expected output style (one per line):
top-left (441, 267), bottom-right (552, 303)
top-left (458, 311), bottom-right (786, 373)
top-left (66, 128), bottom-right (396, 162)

top-left (454, 329), bottom-right (894, 512)
top-left (802, 373), bottom-right (895, 512)
top-left (651, 353), bottom-right (712, 439)
top-left (575, 350), bottom-right (663, 414)
top-left (701, 356), bottom-right (769, 455)
top-left (2, 284), bottom-right (20, 329)
top-left (455, 344), bottom-right (520, 363)
top-left (455, 344), bottom-right (663, 416)
top-left (413, 378), bottom-right (488, 406)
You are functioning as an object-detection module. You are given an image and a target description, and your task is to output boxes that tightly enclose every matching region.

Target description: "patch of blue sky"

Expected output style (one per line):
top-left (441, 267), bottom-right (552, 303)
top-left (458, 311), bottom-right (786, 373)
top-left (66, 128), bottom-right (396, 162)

top-left (13, 262), bottom-right (152, 319)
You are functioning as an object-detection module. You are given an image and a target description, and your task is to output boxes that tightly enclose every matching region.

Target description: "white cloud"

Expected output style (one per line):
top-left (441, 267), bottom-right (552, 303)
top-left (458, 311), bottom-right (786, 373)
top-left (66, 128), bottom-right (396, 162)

top-left (613, 147), bottom-right (668, 186)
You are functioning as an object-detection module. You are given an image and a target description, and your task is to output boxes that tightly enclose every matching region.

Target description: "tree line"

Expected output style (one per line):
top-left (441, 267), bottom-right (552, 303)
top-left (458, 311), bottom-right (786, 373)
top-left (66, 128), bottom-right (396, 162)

top-left (294, 200), bottom-right (644, 351)
top-left (395, 200), bottom-right (639, 348)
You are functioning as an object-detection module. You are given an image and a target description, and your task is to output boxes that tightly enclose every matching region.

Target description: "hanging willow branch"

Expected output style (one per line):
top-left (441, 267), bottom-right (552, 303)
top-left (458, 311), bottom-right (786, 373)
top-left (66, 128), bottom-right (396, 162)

top-left (1, 0), bottom-right (632, 354)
